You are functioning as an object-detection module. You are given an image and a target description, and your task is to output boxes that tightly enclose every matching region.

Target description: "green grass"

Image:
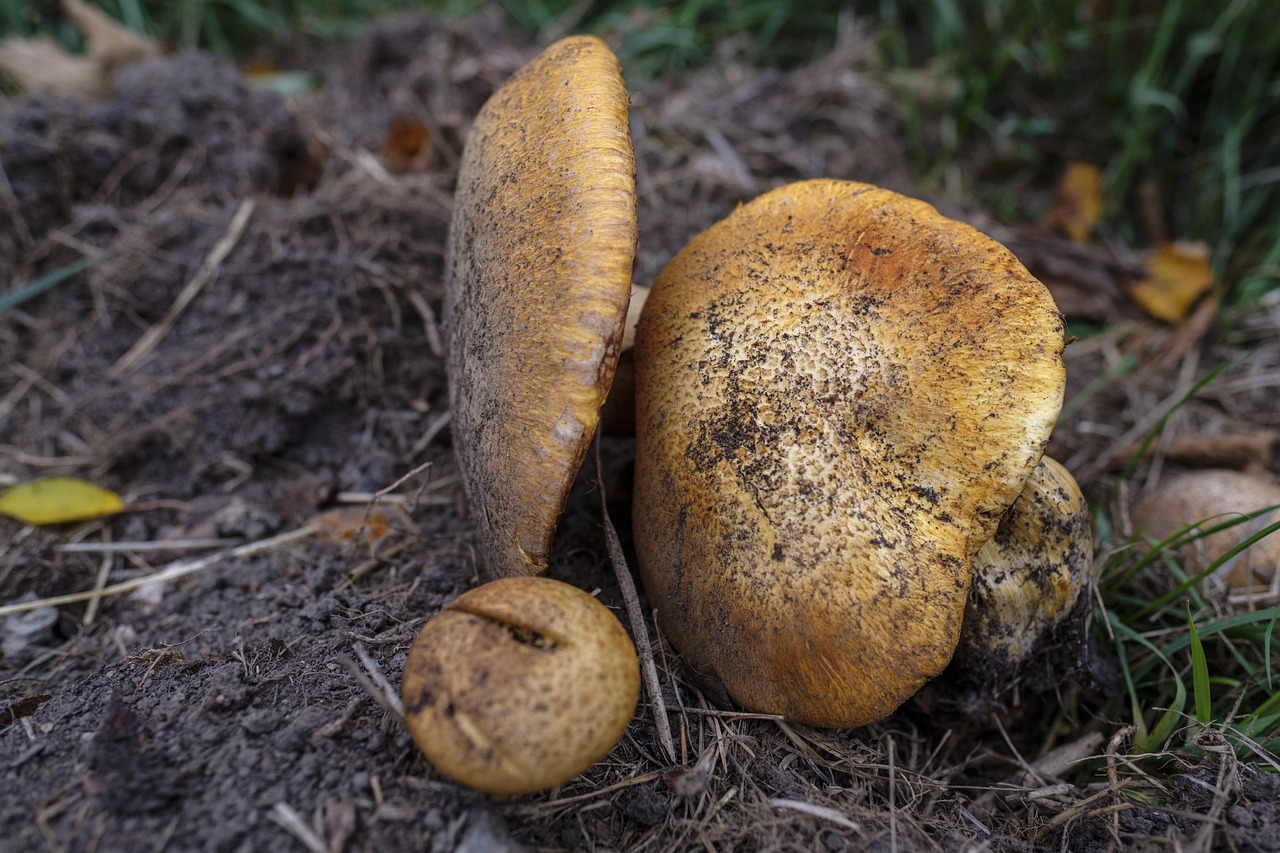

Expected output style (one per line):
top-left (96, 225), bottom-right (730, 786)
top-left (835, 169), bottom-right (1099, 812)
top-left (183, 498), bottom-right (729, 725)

top-left (1100, 487), bottom-right (1280, 768)
top-left (869, 0), bottom-right (1280, 304)
top-left (1088, 357), bottom-right (1280, 774)
top-left (6, 0), bottom-right (1275, 302)
top-left (1103, 523), bottom-right (1280, 762)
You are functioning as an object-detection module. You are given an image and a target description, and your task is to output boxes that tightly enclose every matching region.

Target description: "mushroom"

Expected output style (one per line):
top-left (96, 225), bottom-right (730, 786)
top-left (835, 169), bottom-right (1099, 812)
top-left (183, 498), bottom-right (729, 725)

top-left (401, 576), bottom-right (640, 795)
top-left (955, 456), bottom-right (1093, 670)
top-left (444, 35), bottom-right (637, 578)
top-left (1131, 469), bottom-right (1280, 591)
top-left (632, 179), bottom-right (1066, 727)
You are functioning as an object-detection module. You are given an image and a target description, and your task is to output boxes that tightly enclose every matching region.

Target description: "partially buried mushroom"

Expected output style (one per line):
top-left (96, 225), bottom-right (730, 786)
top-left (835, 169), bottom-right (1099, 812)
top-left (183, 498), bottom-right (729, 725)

top-left (633, 179), bottom-right (1067, 727)
top-left (1131, 469), bottom-right (1280, 591)
top-left (955, 456), bottom-right (1094, 671)
top-left (444, 35), bottom-right (637, 577)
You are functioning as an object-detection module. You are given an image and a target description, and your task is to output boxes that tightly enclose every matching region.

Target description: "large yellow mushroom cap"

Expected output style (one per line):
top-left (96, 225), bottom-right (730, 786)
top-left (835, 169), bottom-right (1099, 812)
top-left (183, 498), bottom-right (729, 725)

top-left (633, 179), bottom-right (1066, 728)
top-left (445, 35), bottom-right (637, 577)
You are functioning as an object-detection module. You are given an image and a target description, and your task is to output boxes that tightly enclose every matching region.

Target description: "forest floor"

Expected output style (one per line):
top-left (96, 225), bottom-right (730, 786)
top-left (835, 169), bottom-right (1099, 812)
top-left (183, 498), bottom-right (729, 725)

top-left (2, 11), bottom-right (1278, 852)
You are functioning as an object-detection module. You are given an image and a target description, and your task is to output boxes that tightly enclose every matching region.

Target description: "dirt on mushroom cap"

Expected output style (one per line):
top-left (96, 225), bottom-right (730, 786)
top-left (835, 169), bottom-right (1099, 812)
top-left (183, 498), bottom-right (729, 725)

top-left (633, 179), bottom-right (1066, 728)
top-left (444, 35), bottom-right (637, 578)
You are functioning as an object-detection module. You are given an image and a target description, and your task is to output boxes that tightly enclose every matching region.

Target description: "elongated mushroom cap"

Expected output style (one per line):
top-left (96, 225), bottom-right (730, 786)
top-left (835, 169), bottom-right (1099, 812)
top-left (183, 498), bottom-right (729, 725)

top-left (633, 179), bottom-right (1066, 727)
top-left (445, 36), bottom-right (637, 577)
top-left (957, 456), bottom-right (1093, 669)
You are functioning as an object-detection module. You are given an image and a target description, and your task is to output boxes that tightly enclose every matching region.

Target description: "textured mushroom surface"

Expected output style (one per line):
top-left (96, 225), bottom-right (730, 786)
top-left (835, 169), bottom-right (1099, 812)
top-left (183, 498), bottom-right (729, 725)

top-left (444, 35), bottom-right (637, 577)
top-left (1132, 469), bottom-right (1280, 590)
top-left (401, 577), bottom-right (640, 795)
top-left (633, 179), bottom-right (1066, 727)
top-left (958, 456), bottom-right (1093, 668)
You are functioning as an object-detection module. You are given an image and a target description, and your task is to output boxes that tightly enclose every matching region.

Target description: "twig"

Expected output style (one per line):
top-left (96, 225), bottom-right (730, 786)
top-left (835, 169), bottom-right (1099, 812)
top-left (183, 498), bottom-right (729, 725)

top-left (0, 154), bottom-right (34, 250)
top-left (767, 799), bottom-right (860, 832)
top-left (1106, 725), bottom-right (1136, 851)
top-left (268, 803), bottom-right (326, 853)
top-left (406, 290), bottom-right (445, 358)
top-left (81, 551), bottom-right (113, 627)
top-left (592, 434), bottom-right (677, 765)
top-left (0, 524), bottom-right (318, 617)
top-left (351, 641), bottom-right (405, 719)
top-left (516, 769), bottom-right (666, 813)
top-left (56, 538), bottom-right (241, 553)
top-left (409, 411), bottom-right (452, 459)
top-left (333, 492), bottom-right (452, 507)
top-left (111, 199), bottom-right (257, 374)
top-left (888, 734), bottom-right (899, 853)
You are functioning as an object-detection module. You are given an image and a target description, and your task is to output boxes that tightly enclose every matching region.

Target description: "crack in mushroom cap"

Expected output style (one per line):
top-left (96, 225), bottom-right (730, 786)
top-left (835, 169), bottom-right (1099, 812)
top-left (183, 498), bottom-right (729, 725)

top-left (444, 36), bottom-right (637, 577)
top-left (400, 577), bottom-right (640, 795)
top-left (633, 179), bottom-right (1066, 728)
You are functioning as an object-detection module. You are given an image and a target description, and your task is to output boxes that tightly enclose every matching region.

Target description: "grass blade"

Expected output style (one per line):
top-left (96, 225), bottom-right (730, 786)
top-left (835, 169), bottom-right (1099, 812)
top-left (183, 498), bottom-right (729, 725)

top-left (0, 257), bottom-right (93, 314)
top-left (1188, 607), bottom-right (1212, 725)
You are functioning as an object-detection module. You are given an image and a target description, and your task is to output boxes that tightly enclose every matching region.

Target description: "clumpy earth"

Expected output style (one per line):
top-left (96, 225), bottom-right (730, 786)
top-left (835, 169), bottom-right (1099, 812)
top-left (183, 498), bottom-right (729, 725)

top-left (2, 11), bottom-right (1278, 852)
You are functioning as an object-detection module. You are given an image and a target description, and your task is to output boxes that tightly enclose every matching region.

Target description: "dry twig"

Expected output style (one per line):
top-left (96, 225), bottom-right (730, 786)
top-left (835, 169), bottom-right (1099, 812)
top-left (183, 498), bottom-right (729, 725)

top-left (0, 524), bottom-right (318, 617)
top-left (111, 199), bottom-right (257, 374)
top-left (593, 434), bottom-right (677, 765)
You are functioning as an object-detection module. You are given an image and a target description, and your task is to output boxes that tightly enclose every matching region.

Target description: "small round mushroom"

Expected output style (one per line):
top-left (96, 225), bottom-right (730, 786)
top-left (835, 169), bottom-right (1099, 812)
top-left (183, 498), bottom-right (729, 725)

top-left (401, 577), bottom-right (640, 795)
top-left (1131, 469), bottom-right (1280, 591)
top-left (633, 179), bottom-right (1066, 727)
top-left (444, 36), bottom-right (637, 577)
top-left (956, 456), bottom-right (1093, 669)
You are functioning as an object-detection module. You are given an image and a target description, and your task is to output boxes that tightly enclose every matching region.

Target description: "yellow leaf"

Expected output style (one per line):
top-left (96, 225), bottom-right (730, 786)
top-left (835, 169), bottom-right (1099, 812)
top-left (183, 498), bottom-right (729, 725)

top-left (384, 120), bottom-right (433, 173)
top-left (0, 476), bottom-right (124, 525)
top-left (1044, 161), bottom-right (1103, 242)
top-left (1128, 241), bottom-right (1215, 323)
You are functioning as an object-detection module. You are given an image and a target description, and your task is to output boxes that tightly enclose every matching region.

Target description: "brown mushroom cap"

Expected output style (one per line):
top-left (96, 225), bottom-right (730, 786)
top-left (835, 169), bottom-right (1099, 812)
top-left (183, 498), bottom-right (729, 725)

top-left (633, 179), bottom-right (1066, 727)
top-left (401, 576), bottom-right (640, 795)
top-left (444, 35), bottom-right (637, 577)
top-left (1131, 469), bottom-right (1280, 590)
top-left (957, 456), bottom-right (1093, 668)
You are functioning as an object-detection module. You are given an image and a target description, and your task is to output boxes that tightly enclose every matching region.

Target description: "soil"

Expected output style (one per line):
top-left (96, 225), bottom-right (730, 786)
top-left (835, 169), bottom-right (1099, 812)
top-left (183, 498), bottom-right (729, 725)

top-left (2, 11), bottom-right (1278, 853)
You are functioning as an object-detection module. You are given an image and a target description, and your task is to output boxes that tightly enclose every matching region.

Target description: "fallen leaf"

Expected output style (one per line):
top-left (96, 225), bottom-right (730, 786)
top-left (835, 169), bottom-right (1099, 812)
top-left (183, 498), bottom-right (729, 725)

top-left (1044, 161), bottom-right (1103, 242)
top-left (312, 505), bottom-right (409, 547)
top-left (0, 0), bottom-right (159, 100)
top-left (63, 0), bottom-right (159, 71)
top-left (0, 38), bottom-right (110, 100)
top-left (0, 476), bottom-right (124, 525)
top-left (384, 120), bottom-right (432, 173)
top-left (1127, 241), bottom-right (1214, 323)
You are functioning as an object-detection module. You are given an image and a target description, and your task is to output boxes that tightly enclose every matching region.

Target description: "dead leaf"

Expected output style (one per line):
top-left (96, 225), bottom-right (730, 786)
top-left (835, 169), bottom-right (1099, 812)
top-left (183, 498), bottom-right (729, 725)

top-left (1044, 161), bottom-right (1103, 242)
top-left (0, 0), bottom-right (159, 101)
top-left (1127, 241), bottom-right (1214, 323)
top-left (0, 38), bottom-right (111, 100)
top-left (384, 120), bottom-right (432, 173)
top-left (0, 476), bottom-right (124, 525)
top-left (63, 0), bottom-right (159, 71)
top-left (312, 505), bottom-right (409, 548)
